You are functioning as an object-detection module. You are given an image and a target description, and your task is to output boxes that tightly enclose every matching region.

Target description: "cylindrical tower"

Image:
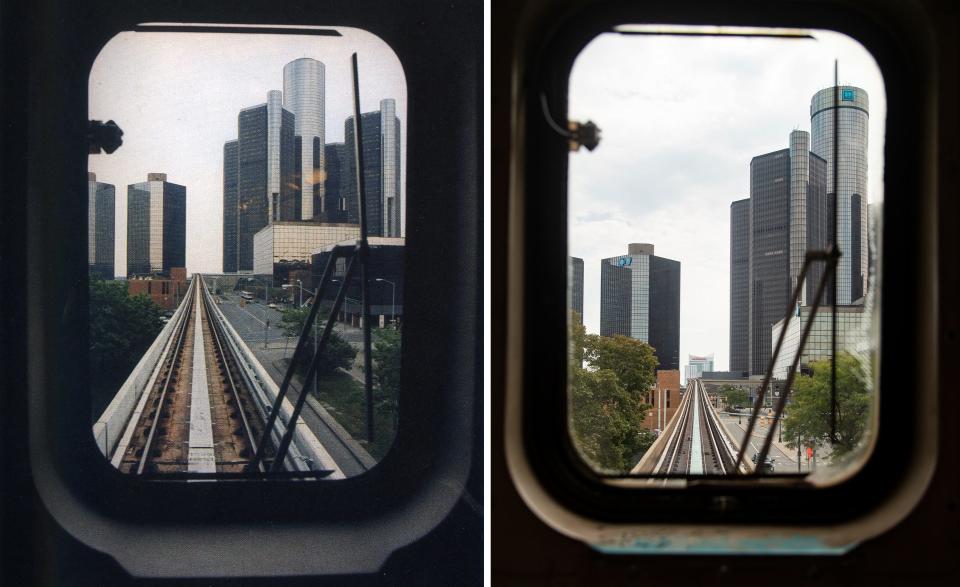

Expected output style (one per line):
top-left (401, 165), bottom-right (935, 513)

top-left (810, 85), bottom-right (869, 305)
top-left (282, 58), bottom-right (325, 220)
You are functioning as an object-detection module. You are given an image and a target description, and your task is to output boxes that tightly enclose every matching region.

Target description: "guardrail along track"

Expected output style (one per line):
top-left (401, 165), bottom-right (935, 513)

top-left (117, 278), bottom-right (268, 475)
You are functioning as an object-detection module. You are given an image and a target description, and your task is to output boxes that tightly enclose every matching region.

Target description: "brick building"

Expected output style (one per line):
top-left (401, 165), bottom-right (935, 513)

top-left (643, 369), bottom-right (681, 433)
top-left (127, 267), bottom-right (188, 311)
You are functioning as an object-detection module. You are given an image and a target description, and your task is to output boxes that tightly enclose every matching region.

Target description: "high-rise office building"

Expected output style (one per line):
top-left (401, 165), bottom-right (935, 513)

top-left (88, 172), bottom-right (115, 279)
top-left (600, 243), bottom-right (680, 370)
top-left (746, 131), bottom-right (828, 375)
top-left (344, 98), bottom-right (402, 237)
top-left (283, 58), bottom-right (325, 220)
top-left (729, 198), bottom-right (750, 374)
top-left (569, 256), bottom-right (584, 322)
top-left (222, 140), bottom-right (239, 273)
top-left (229, 91), bottom-right (298, 272)
top-left (127, 173), bottom-right (186, 277)
top-left (810, 85), bottom-right (869, 304)
top-left (320, 142), bottom-right (350, 223)
top-left (684, 354), bottom-right (715, 382)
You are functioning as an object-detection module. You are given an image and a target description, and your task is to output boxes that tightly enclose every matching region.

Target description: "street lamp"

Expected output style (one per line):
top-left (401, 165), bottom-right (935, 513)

top-left (375, 278), bottom-right (396, 327)
top-left (281, 279), bottom-right (307, 307)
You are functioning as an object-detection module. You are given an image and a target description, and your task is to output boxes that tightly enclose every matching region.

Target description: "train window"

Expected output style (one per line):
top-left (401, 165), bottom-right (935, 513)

top-left (505, 0), bottom-right (936, 555)
top-left (88, 27), bottom-right (407, 479)
top-left (567, 28), bottom-right (884, 479)
top-left (21, 1), bottom-right (479, 579)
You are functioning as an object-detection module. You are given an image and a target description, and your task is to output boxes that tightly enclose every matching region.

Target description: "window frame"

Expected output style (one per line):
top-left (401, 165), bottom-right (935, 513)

top-left (504, 0), bottom-right (937, 546)
top-left (21, 0), bottom-right (480, 577)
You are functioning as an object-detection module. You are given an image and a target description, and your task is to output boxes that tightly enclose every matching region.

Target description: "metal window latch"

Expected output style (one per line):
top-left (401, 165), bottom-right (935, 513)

top-left (568, 120), bottom-right (601, 152)
top-left (87, 119), bottom-right (124, 154)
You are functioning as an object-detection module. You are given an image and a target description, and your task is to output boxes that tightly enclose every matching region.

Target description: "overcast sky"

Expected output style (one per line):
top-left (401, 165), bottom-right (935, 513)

top-left (568, 29), bottom-right (885, 376)
top-left (89, 27), bottom-right (407, 278)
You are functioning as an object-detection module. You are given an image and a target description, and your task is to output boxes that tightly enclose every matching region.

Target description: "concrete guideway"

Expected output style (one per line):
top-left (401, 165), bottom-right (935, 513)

top-left (94, 275), bottom-right (344, 478)
top-left (632, 379), bottom-right (748, 476)
top-left (187, 283), bottom-right (216, 473)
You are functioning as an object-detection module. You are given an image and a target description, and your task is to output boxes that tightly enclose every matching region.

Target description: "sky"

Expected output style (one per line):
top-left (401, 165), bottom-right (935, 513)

top-left (567, 28), bottom-right (885, 376)
top-left (88, 26), bottom-right (407, 278)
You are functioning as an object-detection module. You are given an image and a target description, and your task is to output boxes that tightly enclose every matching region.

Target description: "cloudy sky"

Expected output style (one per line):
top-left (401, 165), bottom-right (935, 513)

top-left (88, 27), bottom-right (407, 278)
top-left (568, 28), bottom-right (885, 375)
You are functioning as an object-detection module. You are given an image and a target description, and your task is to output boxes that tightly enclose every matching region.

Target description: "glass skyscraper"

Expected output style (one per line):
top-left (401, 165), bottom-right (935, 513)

top-left (88, 172), bottom-right (115, 279)
top-left (222, 140), bottom-right (239, 273)
top-left (810, 85), bottom-right (869, 305)
top-left (321, 142), bottom-right (350, 223)
top-left (600, 243), bottom-right (680, 370)
top-left (743, 132), bottom-right (828, 376)
top-left (126, 173), bottom-right (186, 277)
top-left (729, 198), bottom-right (750, 374)
top-left (227, 91), bottom-right (298, 272)
top-left (684, 354), bottom-right (715, 382)
top-left (344, 98), bottom-right (402, 237)
top-left (283, 58), bottom-right (325, 221)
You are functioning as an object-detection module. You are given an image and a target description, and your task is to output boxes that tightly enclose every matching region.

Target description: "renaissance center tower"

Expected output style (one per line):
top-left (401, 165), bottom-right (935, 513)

top-left (810, 85), bottom-right (869, 305)
top-left (283, 58), bottom-right (325, 221)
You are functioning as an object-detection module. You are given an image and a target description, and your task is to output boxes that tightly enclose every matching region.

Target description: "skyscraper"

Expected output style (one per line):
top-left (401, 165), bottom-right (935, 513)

top-left (283, 58), bottom-right (325, 220)
top-left (810, 85), bottom-right (869, 304)
top-left (344, 98), bottom-right (402, 237)
top-left (729, 198), bottom-right (750, 374)
top-left (231, 91), bottom-right (298, 272)
top-left (88, 172), bottom-right (115, 279)
top-left (684, 354), bottom-right (715, 382)
top-left (321, 142), bottom-right (350, 223)
top-left (746, 131), bottom-right (828, 375)
top-left (127, 173), bottom-right (186, 277)
top-left (569, 256), bottom-right (583, 322)
top-left (600, 243), bottom-right (680, 370)
top-left (222, 140), bottom-right (238, 273)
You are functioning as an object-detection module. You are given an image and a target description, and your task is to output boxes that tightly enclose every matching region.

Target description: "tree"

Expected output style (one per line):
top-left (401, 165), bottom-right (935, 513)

top-left (781, 352), bottom-right (871, 461)
top-left (569, 367), bottom-right (656, 471)
top-left (568, 310), bottom-right (656, 472)
top-left (718, 384), bottom-right (749, 409)
top-left (583, 333), bottom-right (657, 394)
top-left (279, 306), bottom-right (356, 378)
top-left (88, 278), bottom-right (164, 422)
top-left (372, 327), bottom-right (401, 411)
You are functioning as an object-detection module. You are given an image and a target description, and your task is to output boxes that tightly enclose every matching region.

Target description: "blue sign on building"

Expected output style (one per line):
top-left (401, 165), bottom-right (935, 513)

top-left (841, 88), bottom-right (855, 101)
top-left (616, 256), bottom-right (632, 267)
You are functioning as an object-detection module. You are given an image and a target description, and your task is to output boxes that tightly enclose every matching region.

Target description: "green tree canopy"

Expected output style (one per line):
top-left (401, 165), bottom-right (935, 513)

top-left (569, 367), bottom-right (656, 471)
top-left (583, 334), bottom-right (658, 394)
top-left (568, 310), bottom-right (656, 472)
top-left (280, 306), bottom-right (356, 377)
top-left (781, 352), bottom-right (871, 460)
top-left (718, 384), bottom-right (750, 409)
top-left (372, 327), bottom-right (401, 411)
top-left (89, 278), bottom-right (164, 421)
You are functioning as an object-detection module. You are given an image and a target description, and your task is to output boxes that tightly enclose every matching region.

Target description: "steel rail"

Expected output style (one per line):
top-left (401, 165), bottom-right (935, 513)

top-left (136, 277), bottom-right (195, 475)
top-left (698, 381), bottom-right (729, 475)
top-left (199, 279), bottom-right (263, 473)
top-left (652, 384), bottom-right (694, 474)
top-left (665, 392), bottom-right (694, 475)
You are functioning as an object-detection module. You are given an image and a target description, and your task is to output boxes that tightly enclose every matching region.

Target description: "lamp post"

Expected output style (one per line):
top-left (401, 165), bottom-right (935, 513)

top-left (282, 280), bottom-right (307, 307)
top-left (375, 278), bottom-right (396, 327)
